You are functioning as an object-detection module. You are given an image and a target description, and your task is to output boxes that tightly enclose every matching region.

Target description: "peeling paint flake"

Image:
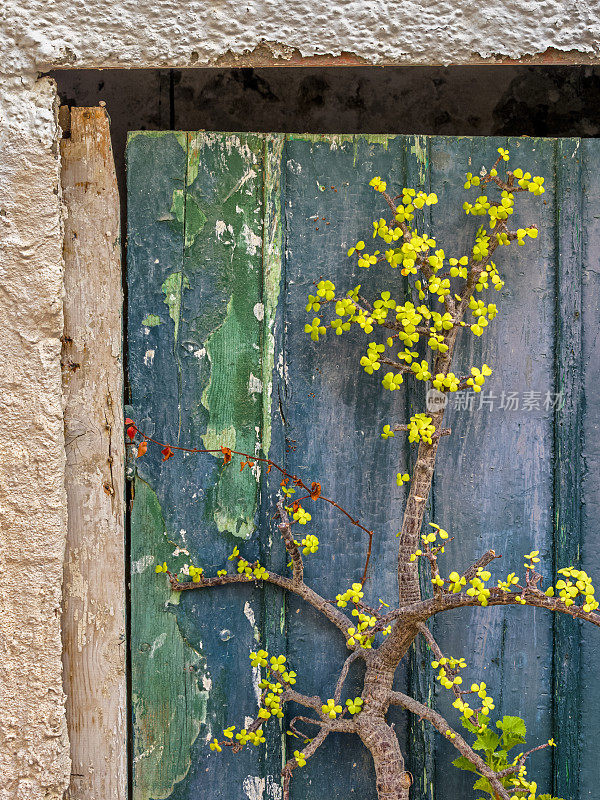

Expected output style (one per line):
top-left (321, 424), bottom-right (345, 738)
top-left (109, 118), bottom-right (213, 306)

top-left (243, 776), bottom-right (266, 800)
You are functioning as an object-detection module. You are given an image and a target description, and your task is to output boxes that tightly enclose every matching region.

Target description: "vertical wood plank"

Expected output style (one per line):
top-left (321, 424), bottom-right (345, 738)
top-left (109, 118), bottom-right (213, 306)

top-left (579, 139), bottom-right (600, 800)
top-left (61, 106), bottom-right (126, 800)
top-left (258, 133), bottom-right (289, 788)
top-left (281, 134), bottom-right (413, 800)
top-left (552, 138), bottom-right (583, 800)
top-left (128, 131), bottom-right (284, 800)
top-left (430, 136), bottom-right (555, 800)
top-left (406, 135), bottom-right (436, 800)
top-left (127, 131), bottom-right (205, 800)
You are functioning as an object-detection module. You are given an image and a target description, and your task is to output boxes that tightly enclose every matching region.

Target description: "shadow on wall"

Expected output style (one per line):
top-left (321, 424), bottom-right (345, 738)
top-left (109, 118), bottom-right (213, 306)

top-left (51, 65), bottom-right (600, 192)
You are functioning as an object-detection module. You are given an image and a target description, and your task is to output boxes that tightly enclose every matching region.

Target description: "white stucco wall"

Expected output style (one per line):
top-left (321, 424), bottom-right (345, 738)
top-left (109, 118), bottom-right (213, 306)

top-left (0, 75), bottom-right (69, 800)
top-left (2, 0), bottom-right (600, 69)
top-left (0, 1), bottom-right (599, 798)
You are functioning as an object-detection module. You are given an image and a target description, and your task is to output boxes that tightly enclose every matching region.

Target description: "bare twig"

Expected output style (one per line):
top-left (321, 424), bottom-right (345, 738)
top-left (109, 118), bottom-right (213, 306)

top-left (461, 549), bottom-right (502, 583)
top-left (334, 650), bottom-right (361, 704)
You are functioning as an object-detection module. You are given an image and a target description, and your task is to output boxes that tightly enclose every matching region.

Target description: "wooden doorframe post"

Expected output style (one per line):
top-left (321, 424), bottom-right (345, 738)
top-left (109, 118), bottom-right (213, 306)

top-left (60, 105), bottom-right (127, 800)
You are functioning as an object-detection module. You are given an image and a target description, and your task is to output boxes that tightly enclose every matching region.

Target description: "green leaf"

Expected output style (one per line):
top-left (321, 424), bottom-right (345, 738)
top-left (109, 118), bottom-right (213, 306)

top-left (496, 715), bottom-right (527, 750)
top-left (473, 728), bottom-right (500, 753)
top-left (451, 756), bottom-right (479, 774)
top-left (461, 715), bottom-right (479, 734)
top-left (473, 776), bottom-right (493, 794)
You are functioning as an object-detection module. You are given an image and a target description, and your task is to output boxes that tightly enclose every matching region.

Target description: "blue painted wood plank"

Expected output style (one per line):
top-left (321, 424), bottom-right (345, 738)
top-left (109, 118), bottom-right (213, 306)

top-left (429, 136), bottom-right (555, 800)
top-left (579, 138), bottom-right (600, 800)
top-left (281, 134), bottom-right (414, 800)
top-left (552, 137), bottom-right (584, 800)
top-left (128, 131), bottom-right (283, 800)
top-left (404, 135), bottom-right (436, 800)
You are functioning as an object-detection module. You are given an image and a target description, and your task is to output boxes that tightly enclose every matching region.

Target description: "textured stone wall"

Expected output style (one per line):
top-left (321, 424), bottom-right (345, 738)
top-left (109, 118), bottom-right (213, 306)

top-left (0, 74), bottom-right (69, 800)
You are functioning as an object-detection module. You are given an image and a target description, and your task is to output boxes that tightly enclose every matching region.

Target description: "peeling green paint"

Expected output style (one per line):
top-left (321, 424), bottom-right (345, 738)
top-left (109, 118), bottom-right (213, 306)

top-left (199, 291), bottom-right (259, 540)
top-left (289, 133), bottom-right (396, 168)
top-left (410, 135), bottom-right (429, 186)
top-left (162, 271), bottom-right (190, 345)
top-left (142, 313), bottom-right (163, 327)
top-left (170, 188), bottom-right (207, 248)
top-left (187, 134), bottom-right (267, 540)
top-left (260, 135), bottom-right (285, 459)
top-left (131, 478), bottom-right (209, 800)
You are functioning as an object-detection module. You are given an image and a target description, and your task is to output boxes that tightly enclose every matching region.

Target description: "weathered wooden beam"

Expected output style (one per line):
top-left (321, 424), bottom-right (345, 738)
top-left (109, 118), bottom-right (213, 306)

top-left (60, 106), bottom-right (126, 800)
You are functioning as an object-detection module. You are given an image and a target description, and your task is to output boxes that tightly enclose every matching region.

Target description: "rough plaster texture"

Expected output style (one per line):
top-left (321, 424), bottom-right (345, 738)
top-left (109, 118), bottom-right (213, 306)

top-left (0, 74), bottom-right (69, 800)
top-left (1, 0), bottom-right (600, 797)
top-left (2, 0), bottom-right (600, 69)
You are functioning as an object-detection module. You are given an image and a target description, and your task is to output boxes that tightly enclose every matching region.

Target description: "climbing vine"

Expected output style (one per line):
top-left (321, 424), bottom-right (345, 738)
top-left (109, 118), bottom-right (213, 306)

top-left (128, 148), bottom-right (599, 800)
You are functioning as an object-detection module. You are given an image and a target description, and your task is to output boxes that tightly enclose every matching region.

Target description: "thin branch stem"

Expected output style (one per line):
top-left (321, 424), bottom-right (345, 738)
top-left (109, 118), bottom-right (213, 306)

top-left (389, 691), bottom-right (512, 800)
top-left (277, 501), bottom-right (303, 584)
top-left (334, 650), bottom-right (361, 704)
top-left (169, 572), bottom-right (353, 637)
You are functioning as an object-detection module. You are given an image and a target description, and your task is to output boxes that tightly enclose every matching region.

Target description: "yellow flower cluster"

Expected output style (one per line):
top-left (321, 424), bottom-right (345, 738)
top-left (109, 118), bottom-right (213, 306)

top-left (513, 168), bottom-right (545, 195)
top-left (409, 521), bottom-right (449, 554)
top-left (235, 728), bottom-right (265, 745)
top-left (466, 567), bottom-right (492, 606)
top-left (498, 572), bottom-right (520, 592)
top-left (432, 372), bottom-right (460, 392)
top-left (509, 764), bottom-right (541, 800)
top-left (381, 424), bottom-right (395, 439)
top-left (336, 582), bottom-right (364, 607)
top-left (466, 364), bottom-right (492, 392)
top-left (411, 360), bottom-right (432, 381)
top-left (382, 371), bottom-right (404, 391)
top-left (475, 260), bottom-right (503, 292)
top-left (407, 413), bottom-right (436, 444)
top-left (322, 698), bottom-right (343, 718)
top-left (304, 317), bottom-right (326, 341)
top-left (347, 609), bottom-right (377, 649)
top-left (346, 625), bottom-right (373, 649)
top-left (293, 505), bottom-right (311, 524)
top-left (447, 571), bottom-right (466, 593)
top-left (422, 521), bottom-right (449, 545)
top-left (516, 226), bottom-right (538, 245)
top-left (236, 557), bottom-right (268, 580)
top-left (524, 550), bottom-right (541, 570)
top-left (369, 176), bottom-right (387, 193)
top-left (360, 341), bottom-right (385, 375)
top-left (220, 725), bottom-right (265, 746)
top-left (373, 217), bottom-right (403, 244)
top-left (432, 655), bottom-right (466, 690)
top-left (294, 533), bottom-right (319, 554)
top-left (470, 681), bottom-right (495, 715)
top-left (345, 697), bottom-right (364, 715)
top-left (546, 566), bottom-right (599, 612)
top-left (472, 228), bottom-right (490, 263)
top-left (462, 296), bottom-right (498, 336)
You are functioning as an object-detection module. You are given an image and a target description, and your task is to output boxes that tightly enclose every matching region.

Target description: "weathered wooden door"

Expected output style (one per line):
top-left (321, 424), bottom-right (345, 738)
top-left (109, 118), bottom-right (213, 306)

top-left (127, 133), bottom-right (600, 800)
